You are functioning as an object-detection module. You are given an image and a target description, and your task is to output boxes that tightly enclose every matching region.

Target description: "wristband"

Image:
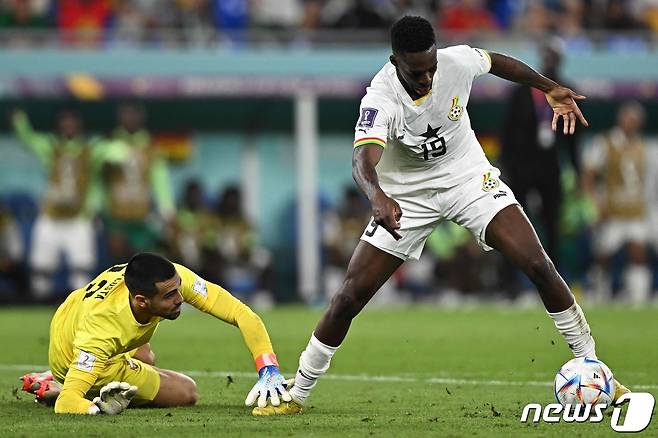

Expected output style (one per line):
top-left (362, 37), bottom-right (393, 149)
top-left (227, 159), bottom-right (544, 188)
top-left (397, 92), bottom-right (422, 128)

top-left (255, 353), bottom-right (279, 371)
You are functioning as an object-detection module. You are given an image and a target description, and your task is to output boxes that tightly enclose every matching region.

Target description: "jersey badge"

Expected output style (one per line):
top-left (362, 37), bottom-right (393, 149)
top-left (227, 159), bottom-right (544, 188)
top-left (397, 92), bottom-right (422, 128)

top-left (357, 107), bottom-right (378, 128)
top-left (75, 351), bottom-right (97, 372)
top-left (448, 96), bottom-right (463, 121)
top-left (482, 172), bottom-right (500, 192)
top-left (193, 276), bottom-right (208, 298)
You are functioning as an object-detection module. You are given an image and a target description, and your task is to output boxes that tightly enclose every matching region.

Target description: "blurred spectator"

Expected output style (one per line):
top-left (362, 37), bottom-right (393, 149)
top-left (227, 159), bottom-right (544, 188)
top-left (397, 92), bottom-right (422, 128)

top-left (214, 185), bottom-right (274, 300)
top-left (91, 102), bottom-right (174, 264)
top-left (555, 0), bottom-right (592, 51)
top-left (500, 38), bottom-right (580, 267)
top-left (11, 108), bottom-right (96, 301)
top-left (0, 200), bottom-right (27, 299)
top-left (332, 0), bottom-right (391, 29)
top-left (57, 0), bottom-right (113, 46)
top-left (250, 0), bottom-right (302, 29)
top-left (582, 101), bottom-right (652, 303)
top-left (603, 0), bottom-right (642, 30)
top-left (172, 179), bottom-right (222, 276)
top-left (438, 0), bottom-right (499, 36)
top-left (557, 167), bottom-right (597, 288)
top-left (0, 0), bottom-right (50, 28)
top-left (636, 0), bottom-right (658, 33)
top-left (322, 187), bottom-right (370, 297)
top-left (513, 2), bottom-right (552, 36)
top-left (0, 0), bottom-right (51, 46)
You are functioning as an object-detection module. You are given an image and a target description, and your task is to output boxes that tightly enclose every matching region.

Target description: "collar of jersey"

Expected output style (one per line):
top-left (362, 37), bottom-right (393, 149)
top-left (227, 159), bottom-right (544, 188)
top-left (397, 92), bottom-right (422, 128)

top-left (390, 64), bottom-right (436, 110)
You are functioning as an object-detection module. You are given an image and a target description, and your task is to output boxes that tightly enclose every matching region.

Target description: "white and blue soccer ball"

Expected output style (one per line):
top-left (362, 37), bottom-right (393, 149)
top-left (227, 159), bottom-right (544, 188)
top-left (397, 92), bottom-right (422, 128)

top-left (555, 357), bottom-right (615, 407)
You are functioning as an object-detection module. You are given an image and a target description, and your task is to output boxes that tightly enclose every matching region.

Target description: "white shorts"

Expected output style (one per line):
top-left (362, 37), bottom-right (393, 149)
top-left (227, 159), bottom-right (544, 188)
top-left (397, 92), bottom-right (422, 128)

top-left (360, 168), bottom-right (518, 260)
top-left (30, 215), bottom-right (96, 271)
top-left (594, 219), bottom-right (648, 256)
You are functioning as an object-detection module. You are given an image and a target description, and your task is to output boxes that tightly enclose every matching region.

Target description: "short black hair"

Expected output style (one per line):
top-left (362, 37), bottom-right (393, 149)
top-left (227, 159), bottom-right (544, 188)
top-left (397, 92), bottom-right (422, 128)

top-left (391, 16), bottom-right (436, 55)
top-left (124, 252), bottom-right (176, 297)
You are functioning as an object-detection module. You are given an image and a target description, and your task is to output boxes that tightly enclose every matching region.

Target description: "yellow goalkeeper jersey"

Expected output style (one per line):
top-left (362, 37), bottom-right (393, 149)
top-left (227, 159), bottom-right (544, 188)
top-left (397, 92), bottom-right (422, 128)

top-left (49, 262), bottom-right (275, 414)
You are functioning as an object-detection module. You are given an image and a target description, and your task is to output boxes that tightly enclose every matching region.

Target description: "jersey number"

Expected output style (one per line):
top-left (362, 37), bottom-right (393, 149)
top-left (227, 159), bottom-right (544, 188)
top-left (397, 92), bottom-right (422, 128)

top-left (364, 218), bottom-right (379, 237)
top-left (422, 136), bottom-right (447, 161)
top-left (83, 280), bottom-right (108, 300)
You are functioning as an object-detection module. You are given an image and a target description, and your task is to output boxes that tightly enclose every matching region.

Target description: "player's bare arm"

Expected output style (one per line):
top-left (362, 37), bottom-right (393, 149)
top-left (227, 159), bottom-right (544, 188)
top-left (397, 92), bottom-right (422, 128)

top-left (487, 52), bottom-right (588, 135)
top-left (352, 144), bottom-right (402, 240)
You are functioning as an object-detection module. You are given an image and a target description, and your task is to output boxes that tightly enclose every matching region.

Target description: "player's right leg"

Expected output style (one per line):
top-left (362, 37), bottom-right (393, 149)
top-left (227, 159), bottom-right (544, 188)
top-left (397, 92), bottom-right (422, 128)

top-left (95, 355), bottom-right (198, 408)
top-left (253, 241), bottom-right (403, 415)
top-left (124, 344), bottom-right (197, 407)
top-left (313, 241), bottom-right (404, 346)
top-left (132, 343), bottom-right (156, 366)
top-left (150, 369), bottom-right (198, 407)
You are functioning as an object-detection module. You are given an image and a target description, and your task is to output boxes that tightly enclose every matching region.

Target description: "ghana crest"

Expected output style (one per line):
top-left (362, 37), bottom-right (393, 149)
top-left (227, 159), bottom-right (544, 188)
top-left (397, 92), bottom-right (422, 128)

top-left (448, 96), bottom-right (463, 121)
top-left (482, 172), bottom-right (500, 192)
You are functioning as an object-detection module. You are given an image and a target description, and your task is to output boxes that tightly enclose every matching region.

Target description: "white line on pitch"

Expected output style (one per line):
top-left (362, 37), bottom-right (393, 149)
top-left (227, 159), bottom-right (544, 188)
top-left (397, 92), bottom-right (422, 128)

top-left (2, 364), bottom-right (657, 390)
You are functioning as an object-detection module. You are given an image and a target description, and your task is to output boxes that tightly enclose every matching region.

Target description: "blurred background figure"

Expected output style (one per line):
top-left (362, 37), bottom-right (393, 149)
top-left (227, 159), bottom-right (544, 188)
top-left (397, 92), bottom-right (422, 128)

top-left (214, 185), bottom-right (274, 304)
top-left (322, 187), bottom-right (370, 298)
top-left (91, 102), bottom-right (174, 265)
top-left (11, 108), bottom-right (95, 301)
top-left (0, 199), bottom-right (27, 301)
top-left (500, 37), bottom-right (580, 269)
top-left (582, 101), bottom-right (652, 303)
top-left (438, 0), bottom-right (499, 37)
top-left (172, 179), bottom-right (222, 282)
top-left (0, 0), bottom-right (656, 305)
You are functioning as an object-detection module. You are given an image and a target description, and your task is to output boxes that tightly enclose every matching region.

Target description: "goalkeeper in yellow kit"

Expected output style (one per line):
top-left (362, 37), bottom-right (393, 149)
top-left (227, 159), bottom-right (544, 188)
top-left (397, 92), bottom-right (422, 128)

top-left (21, 252), bottom-right (291, 414)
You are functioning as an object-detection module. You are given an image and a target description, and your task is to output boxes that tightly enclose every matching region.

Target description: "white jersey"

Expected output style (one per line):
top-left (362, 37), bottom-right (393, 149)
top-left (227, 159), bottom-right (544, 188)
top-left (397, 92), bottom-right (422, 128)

top-left (354, 45), bottom-right (492, 190)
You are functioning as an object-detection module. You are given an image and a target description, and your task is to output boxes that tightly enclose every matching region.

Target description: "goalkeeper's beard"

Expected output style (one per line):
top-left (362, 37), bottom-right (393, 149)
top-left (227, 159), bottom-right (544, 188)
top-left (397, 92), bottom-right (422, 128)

top-left (149, 301), bottom-right (182, 320)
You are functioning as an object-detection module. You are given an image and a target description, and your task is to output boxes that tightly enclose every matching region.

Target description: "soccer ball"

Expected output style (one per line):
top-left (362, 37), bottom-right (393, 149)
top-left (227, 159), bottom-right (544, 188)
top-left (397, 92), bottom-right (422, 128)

top-left (554, 357), bottom-right (615, 407)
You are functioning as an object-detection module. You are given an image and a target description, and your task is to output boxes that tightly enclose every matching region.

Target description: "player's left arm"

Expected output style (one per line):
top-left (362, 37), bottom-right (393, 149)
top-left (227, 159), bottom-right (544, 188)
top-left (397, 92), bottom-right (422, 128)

top-left (486, 51), bottom-right (588, 135)
top-left (175, 264), bottom-right (291, 407)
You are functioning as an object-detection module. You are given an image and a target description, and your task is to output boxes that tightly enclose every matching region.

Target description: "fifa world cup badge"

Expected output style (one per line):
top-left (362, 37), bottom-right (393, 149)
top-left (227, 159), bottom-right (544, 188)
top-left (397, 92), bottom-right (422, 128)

top-left (482, 172), bottom-right (500, 192)
top-left (448, 96), bottom-right (463, 121)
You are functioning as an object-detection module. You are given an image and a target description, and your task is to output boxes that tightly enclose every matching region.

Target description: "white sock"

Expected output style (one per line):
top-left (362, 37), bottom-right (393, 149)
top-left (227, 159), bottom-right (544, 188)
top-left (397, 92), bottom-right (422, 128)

top-left (548, 301), bottom-right (597, 359)
top-left (289, 333), bottom-right (339, 405)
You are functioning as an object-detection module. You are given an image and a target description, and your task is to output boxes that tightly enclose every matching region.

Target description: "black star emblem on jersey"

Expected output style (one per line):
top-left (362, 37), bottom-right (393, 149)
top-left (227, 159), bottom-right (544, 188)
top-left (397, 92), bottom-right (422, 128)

top-left (419, 124), bottom-right (446, 161)
top-left (421, 124), bottom-right (441, 141)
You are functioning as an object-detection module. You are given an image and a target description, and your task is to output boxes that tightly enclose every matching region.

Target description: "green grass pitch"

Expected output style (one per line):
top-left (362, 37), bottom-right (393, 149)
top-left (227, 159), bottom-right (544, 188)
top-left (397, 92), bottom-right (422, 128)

top-left (0, 305), bottom-right (656, 437)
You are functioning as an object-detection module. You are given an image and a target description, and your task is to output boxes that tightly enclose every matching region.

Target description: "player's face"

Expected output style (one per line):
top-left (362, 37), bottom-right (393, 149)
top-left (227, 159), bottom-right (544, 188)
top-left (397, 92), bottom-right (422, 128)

top-left (148, 273), bottom-right (184, 320)
top-left (391, 45), bottom-right (438, 99)
top-left (58, 112), bottom-right (80, 139)
top-left (118, 105), bottom-right (143, 132)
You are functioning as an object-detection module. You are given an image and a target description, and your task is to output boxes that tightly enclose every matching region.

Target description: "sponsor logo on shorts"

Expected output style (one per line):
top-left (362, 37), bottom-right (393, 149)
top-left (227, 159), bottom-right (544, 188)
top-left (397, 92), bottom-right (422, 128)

top-left (75, 350), bottom-right (97, 372)
top-left (482, 172), bottom-right (500, 192)
top-left (357, 107), bottom-right (378, 128)
top-left (448, 96), bottom-right (463, 121)
top-left (493, 191), bottom-right (507, 199)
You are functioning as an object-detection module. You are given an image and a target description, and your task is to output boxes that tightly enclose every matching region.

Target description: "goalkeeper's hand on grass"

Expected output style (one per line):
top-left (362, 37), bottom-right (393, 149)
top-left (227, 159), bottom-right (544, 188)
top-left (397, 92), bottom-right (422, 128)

top-left (245, 365), bottom-right (292, 408)
top-left (90, 381), bottom-right (138, 415)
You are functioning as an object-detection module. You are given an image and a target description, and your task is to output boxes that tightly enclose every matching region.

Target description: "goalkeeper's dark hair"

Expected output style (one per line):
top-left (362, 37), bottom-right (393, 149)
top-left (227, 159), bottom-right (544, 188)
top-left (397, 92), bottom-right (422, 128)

top-left (391, 16), bottom-right (436, 55)
top-left (125, 252), bottom-right (176, 297)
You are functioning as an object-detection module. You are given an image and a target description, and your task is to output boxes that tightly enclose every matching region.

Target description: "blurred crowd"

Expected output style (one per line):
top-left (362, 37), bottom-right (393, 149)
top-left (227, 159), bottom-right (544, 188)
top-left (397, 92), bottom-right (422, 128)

top-left (0, 103), bottom-right (274, 304)
top-left (1, 0), bottom-right (658, 47)
top-left (1, 91), bottom-right (657, 306)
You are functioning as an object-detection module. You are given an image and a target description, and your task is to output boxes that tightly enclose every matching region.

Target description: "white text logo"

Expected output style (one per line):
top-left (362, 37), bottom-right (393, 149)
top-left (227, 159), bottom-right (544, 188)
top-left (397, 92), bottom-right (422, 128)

top-left (520, 393), bottom-right (655, 432)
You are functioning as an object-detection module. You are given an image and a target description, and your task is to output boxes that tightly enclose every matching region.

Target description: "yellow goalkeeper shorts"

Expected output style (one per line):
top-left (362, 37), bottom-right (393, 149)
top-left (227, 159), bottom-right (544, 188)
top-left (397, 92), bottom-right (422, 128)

top-left (87, 354), bottom-right (160, 404)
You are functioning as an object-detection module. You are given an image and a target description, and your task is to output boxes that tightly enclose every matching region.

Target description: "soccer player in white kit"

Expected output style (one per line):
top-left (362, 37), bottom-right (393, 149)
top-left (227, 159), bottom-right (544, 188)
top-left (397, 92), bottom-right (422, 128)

top-left (252, 16), bottom-right (629, 415)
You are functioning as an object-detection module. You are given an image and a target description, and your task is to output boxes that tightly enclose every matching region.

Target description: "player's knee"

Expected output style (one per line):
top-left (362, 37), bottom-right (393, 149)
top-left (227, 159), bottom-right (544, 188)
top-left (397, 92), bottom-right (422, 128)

top-left (524, 254), bottom-right (556, 285)
top-left (144, 350), bottom-right (156, 366)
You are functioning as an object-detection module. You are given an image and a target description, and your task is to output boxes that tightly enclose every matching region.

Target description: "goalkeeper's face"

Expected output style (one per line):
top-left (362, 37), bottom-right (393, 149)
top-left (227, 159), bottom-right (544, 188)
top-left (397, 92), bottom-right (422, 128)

top-left (148, 273), bottom-right (184, 320)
